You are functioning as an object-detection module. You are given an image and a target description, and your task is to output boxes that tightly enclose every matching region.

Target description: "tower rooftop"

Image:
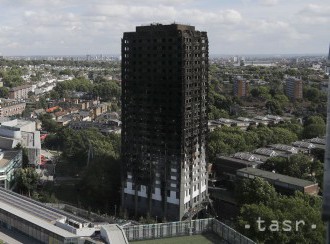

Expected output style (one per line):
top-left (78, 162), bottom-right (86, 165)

top-left (136, 23), bottom-right (196, 32)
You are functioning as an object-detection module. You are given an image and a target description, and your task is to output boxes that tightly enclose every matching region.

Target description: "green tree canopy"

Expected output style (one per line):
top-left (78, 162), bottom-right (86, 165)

top-left (236, 178), bottom-right (325, 244)
top-left (14, 168), bottom-right (40, 197)
top-left (236, 177), bottom-right (277, 206)
top-left (0, 87), bottom-right (9, 98)
top-left (303, 116), bottom-right (326, 139)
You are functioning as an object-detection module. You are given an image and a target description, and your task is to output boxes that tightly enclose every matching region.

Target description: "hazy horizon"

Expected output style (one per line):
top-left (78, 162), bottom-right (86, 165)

top-left (2, 53), bottom-right (328, 58)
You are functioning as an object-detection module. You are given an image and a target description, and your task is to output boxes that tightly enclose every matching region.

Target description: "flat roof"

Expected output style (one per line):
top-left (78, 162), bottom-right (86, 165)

top-left (0, 189), bottom-right (77, 238)
top-left (0, 187), bottom-right (65, 223)
top-left (15, 119), bottom-right (35, 129)
top-left (0, 188), bottom-right (90, 235)
top-left (0, 201), bottom-right (77, 238)
top-left (9, 84), bottom-right (32, 91)
top-left (0, 150), bottom-right (20, 169)
top-left (217, 155), bottom-right (263, 166)
top-left (0, 136), bottom-right (17, 150)
top-left (237, 167), bottom-right (317, 188)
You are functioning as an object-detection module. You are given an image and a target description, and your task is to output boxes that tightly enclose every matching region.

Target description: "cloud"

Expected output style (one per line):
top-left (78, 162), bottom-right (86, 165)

top-left (0, 0), bottom-right (328, 55)
top-left (259, 0), bottom-right (279, 6)
top-left (297, 4), bottom-right (330, 24)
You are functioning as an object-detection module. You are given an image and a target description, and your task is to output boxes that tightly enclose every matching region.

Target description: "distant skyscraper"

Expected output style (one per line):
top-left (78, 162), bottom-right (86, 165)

top-left (233, 76), bottom-right (249, 97)
top-left (284, 77), bottom-right (303, 100)
top-left (121, 24), bottom-right (208, 221)
top-left (323, 44), bottom-right (330, 242)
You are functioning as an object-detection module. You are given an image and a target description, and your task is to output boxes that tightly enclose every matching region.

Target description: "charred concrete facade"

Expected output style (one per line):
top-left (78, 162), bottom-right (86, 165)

top-left (121, 24), bottom-right (208, 221)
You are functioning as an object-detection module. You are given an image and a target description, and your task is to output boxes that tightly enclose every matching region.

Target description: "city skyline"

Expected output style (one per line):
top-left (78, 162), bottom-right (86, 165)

top-left (0, 0), bottom-right (329, 56)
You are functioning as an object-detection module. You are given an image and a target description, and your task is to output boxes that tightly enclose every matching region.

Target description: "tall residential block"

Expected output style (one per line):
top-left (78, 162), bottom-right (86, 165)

top-left (233, 76), bottom-right (249, 97)
top-left (121, 24), bottom-right (208, 221)
top-left (284, 77), bottom-right (303, 100)
top-left (9, 84), bottom-right (33, 100)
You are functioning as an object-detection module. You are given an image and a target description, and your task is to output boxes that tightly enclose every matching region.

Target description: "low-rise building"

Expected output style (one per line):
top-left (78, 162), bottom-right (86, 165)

top-left (0, 119), bottom-right (41, 166)
top-left (92, 103), bottom-right (108, 119)
top-left (253, 116), bottom-right (272, 126)
top-left (267, 144), bottom-right (299, 154)
top-left (292, 141), bottom-right (315, 153)
top-left (0, 187), bottom-right (129, 243)
top-left (9, 84), bottom-right (33, 100)
top-left (0, 99), bottom-right (26, 117)
top-left (237, 167), bottom-right (319, 195)
top-left (307, 137), bottom-right (326, 150)
top-left (253, 148), bottom-right (278, 157)
top-left (214, 153), bottom-right (264, 179)
top-left (0, 149), bottom-right (22, 189)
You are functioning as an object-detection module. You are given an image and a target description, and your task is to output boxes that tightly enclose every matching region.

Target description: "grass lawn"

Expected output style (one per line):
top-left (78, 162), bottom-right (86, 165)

top-left (131, 233), bottom-right (226, 244)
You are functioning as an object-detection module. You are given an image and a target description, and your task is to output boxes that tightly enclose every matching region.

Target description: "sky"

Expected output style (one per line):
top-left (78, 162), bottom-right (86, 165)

top-left (0, 0), bottom-right (329, 56)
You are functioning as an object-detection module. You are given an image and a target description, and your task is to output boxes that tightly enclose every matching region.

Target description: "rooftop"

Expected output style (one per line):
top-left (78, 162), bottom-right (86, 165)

top-left (9, 84), bottom-right (32, 92)
top-left (237, 167), bottom-right (317, 188)
top-left (0, 150), bottom-right (21, 169)
top-left (135, 23), bottom-right (196, 32)
top-left (0, 187), bottom-right (91, 238)
top-left (292, 141), bottom-right (315, 149)
top-left (268, 144), bottom-right (297, 153)
top-left (254, 148), bottom-right (278, 157)
top-left (217, 155), bottom-right (263, 167)
top-left (310, 137), bottom-right (326, 145)
top-left (233, 152), bottom-right (260, 162)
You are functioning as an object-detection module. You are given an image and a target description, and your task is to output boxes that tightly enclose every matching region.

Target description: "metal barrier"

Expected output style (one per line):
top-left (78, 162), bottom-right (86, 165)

top-left (123, 218), bottom-right (255, 244)
top-left (212, 219), bottom-right (255, 244)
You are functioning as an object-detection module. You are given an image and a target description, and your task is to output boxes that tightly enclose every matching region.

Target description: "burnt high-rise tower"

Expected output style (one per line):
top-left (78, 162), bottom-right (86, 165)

top-left (121, 24), bottom-right (208, 221)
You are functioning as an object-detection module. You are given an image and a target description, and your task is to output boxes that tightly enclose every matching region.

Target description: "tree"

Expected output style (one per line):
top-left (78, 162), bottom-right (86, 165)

top-left (250, 87), bottom-right (261, 98)
top-left (207, 127), bottom-right (248, 161)
top-left (236, 177), bottom-right (277, 206)
top-left (302, 116), bottom-right (326, 139)
top-left (265, 100), bottom-right (283, 115)
top-left (276, 120), bottom-right (303, 139)
top-left (208, 105), bottom-right (229, 120)
top-left (305, 116), bottom-right (325, 127)
top-left (78, 155), bottom-right (121, 213)
top-left (260, 154), bottom-right (314, 180)
top-left (273, 94), bottom-right (289, 107)
top-left (255, 126), bottom-right (274, 147)
top-left (303, 124), bottom-right (326, 139)
top-left (14, 168), bottom-right (40, 197)
top-left (0, 87), bottom-right (9, 98)
top-left (22, 147), bottom-right (30, 168)
top-left (260, 156), bottom-right (287, 173)
top-left (304, 87), bottom-right (321, 103)
top-left (39, 113), bottom-right (59, 132)
top-left (270, 127), bottom-right (298, 144)
top-left (236, 178), bottom-right (325, 244)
